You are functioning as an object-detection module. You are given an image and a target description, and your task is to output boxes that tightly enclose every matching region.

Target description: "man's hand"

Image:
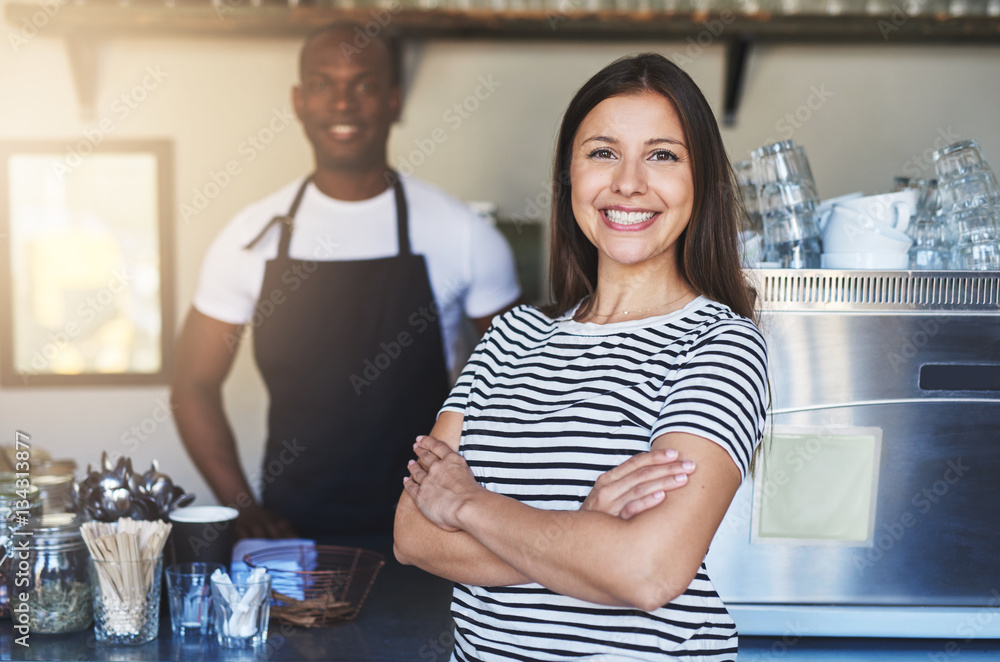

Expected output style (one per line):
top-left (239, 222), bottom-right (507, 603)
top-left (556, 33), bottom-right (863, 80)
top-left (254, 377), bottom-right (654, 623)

top-left (235, 503), bottom-right (297, 539)
top-left (582, 449), bottom-right (696, 520)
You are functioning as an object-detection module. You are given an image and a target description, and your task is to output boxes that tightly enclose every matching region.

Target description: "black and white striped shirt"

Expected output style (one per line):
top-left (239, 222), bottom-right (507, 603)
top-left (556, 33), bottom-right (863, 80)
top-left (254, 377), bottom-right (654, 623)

top-left (441, 297), bottom-right (769, 661)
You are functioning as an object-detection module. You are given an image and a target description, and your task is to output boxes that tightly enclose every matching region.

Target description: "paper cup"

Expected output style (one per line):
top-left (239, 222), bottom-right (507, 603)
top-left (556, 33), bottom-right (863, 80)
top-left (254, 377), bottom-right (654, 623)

top-left (168, 506), bottom-right (239, 568)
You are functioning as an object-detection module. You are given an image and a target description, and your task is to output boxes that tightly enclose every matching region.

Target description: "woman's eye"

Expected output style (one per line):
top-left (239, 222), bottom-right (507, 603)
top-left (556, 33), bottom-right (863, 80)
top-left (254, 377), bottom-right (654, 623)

top-left (587, 148), bottom-right (615, 160)
top-left (651, 150), bottom-right (679, 162)
top-left (308, 80), bottom-right (327, 93)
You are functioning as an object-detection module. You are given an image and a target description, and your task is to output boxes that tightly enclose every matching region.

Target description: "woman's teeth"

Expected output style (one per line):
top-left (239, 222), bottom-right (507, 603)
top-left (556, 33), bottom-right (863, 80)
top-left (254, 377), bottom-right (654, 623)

top-left (605, 209), bottom-right (656, 225)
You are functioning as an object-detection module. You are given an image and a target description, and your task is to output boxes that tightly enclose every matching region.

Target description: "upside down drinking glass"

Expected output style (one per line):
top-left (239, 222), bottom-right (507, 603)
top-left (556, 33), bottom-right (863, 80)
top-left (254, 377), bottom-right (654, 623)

top-left (166, 562), bottom-right (226, 637)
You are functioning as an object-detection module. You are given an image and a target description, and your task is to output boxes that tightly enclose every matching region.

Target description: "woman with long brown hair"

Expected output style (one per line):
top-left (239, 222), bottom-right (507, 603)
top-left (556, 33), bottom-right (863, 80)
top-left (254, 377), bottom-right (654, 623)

top-left (394, 53), bottom-right (768, 661)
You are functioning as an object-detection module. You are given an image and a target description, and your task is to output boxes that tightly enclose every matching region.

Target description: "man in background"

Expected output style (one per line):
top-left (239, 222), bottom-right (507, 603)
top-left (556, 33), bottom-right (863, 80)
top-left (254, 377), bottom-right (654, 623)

top-left (170, 24), bottom-right (520, 539)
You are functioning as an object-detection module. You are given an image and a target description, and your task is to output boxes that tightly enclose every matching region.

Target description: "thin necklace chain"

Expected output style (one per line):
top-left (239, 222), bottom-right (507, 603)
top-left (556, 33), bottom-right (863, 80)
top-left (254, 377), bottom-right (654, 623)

top-left (586, 290), bottom-right (692, 319)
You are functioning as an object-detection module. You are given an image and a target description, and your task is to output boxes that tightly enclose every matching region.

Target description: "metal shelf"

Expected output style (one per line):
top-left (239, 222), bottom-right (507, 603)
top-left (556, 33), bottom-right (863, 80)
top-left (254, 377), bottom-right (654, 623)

top-left (7, 3), bottom-right (999, 122)
top-left (6, 4), bottom-right (1000, 42)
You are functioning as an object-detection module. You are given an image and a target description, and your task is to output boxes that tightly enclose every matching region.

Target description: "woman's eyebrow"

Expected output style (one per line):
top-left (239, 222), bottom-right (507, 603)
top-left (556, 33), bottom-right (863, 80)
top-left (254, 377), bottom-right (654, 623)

top-left (581, 136), bottom-right (686, 148)
top-left (646, 138), bottom-right (686, 147)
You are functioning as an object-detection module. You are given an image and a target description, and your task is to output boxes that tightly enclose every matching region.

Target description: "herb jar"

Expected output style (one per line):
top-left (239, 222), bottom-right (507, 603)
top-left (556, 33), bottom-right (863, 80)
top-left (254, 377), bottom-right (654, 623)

top-left (1, 476), bottom-right (41, 620)
top-left (11, 513), bottom-right (93, 633)
top-left (34, 472), bottom-right (76, 515)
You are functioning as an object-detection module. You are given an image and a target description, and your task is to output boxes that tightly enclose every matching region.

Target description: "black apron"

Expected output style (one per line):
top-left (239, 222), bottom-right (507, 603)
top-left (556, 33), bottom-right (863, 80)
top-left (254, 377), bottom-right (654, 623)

top-left (247, 175), bottom-right (450, 537)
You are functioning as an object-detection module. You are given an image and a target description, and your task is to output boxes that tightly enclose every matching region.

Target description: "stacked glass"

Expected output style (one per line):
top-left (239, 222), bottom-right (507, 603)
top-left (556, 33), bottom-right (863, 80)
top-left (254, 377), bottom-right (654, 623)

top-left (733, 159), bottom-right (765, 267)
top-left (893, 177), bottom-right (948, 270)
top-left (933, 140), bottom-right (1000, 270)
top-left (750, 140), bottom-right (822, 268)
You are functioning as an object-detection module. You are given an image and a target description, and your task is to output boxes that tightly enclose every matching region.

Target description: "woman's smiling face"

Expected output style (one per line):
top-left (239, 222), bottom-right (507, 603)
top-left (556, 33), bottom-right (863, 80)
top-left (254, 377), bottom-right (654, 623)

top-left (569, 92), bottom-right (694, 274)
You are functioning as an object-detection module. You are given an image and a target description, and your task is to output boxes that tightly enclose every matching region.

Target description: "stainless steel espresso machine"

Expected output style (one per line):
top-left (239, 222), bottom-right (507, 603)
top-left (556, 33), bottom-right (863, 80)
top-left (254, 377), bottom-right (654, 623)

top-left (706, 269), bottom-right (1000, 638)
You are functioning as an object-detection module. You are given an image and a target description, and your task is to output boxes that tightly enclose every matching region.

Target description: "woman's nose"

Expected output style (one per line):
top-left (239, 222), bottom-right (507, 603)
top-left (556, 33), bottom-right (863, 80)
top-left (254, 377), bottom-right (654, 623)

top-left (611, 159), bottom-right (648, 197)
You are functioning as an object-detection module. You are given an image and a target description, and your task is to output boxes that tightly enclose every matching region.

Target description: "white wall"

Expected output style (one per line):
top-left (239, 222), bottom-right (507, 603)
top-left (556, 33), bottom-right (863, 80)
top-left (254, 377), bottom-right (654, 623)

top-left (1, 17), bottom-right (997, 506)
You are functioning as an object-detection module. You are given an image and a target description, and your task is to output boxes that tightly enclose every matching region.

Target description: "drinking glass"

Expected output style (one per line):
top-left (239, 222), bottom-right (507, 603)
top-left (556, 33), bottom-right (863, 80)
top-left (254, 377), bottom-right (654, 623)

top-left (892, 177), bottom-right (939, 221)
top-left (758, 183), bottom-right (819, 216)
top-left (948, 207), bottom-right (1000, 247)
top-left (734, 159), bottom-right (763, 233)
top-left (908, 217), bottom-right (951, 270)
top-left (211, 574), bottom-right (272, 649)
top-left (763, 207), bottom-right (822, 268)
top-left (751, 141), bottom-right (816, 188)
top-left (751, 142), bottom-right (819, 214)
top-left (952, 242), bottom-right (1000, 270)
top-left (751, 140), bottom-right (822, 268)
top-left (933, 140), bottom-right (989, 182)
top-left (166, 562), bottom-right (226, 637)
top-left (937, 171), bottom-right (1000, 214)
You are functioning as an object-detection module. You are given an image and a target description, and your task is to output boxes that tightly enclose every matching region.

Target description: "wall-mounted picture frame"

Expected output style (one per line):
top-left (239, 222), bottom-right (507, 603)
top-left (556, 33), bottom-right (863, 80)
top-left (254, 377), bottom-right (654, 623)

top-left (0, 140), bottom-right (174, 387)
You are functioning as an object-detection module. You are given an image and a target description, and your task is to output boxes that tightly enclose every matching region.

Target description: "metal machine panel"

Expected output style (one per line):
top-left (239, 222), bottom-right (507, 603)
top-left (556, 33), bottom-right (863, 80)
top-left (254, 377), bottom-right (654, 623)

top-left (706, 270), bottom-right (1000, 637)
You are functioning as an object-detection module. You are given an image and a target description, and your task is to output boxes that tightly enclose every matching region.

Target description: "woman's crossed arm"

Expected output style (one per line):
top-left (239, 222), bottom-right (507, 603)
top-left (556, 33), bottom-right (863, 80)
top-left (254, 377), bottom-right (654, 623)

top-left (393, 410), bottom-right (740, 610)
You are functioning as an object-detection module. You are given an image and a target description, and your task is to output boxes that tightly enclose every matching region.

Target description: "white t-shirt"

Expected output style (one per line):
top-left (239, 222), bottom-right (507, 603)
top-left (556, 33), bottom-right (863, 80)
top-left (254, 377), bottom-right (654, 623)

top-left (193, 175), bottom-right (521, 372)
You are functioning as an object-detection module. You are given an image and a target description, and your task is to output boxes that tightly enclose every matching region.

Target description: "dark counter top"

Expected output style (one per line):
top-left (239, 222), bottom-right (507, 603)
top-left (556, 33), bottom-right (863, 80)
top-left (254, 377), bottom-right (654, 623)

top-left (5, 535), bottom-right (1000, 661)
top-left (7, 535), bottom-right (456, 662)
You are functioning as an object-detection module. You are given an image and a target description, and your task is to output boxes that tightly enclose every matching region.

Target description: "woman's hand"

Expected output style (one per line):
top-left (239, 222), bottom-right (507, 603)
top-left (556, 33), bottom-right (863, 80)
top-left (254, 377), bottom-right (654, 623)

top-left (582, 449), bottom-right (695, 520)
top-left (404, 435), bottom-right (485, 532)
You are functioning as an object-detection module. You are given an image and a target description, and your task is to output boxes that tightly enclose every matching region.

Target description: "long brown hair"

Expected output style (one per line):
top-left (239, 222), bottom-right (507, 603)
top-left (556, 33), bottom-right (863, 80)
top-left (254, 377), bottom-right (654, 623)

top-left (543, 53), bottom-right (756, 323)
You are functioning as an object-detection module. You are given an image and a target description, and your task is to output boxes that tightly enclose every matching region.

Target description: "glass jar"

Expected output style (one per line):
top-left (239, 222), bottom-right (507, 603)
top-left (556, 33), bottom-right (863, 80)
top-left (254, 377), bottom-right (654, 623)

top-left (10, 513), bottom-right (93, 633)
top-left (34, 474), bottom-right (75, 515)
top-left (1, 475), bottom-right (41, 620)
top-left (30, 460), bottom-right (77, 515)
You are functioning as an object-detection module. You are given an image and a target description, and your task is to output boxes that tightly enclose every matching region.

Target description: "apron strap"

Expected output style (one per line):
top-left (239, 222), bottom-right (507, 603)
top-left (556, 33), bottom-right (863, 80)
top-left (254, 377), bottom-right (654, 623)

top-left (244, 175), bottom-right (313, 252)
top-left (244, 173), bottom-right (407, 258)
top-left (392, 174), bottom-right (411, 256)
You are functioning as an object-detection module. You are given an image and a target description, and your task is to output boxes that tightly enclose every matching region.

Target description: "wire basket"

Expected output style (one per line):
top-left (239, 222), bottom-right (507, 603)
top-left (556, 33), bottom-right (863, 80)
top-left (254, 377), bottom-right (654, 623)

top-left (243, 544), bottom-right (385, 628)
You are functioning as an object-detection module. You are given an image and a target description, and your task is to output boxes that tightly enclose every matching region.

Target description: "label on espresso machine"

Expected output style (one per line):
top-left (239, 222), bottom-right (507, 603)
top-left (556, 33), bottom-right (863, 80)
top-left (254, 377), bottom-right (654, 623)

top-left (751, 425), bottom-right (882, 546)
